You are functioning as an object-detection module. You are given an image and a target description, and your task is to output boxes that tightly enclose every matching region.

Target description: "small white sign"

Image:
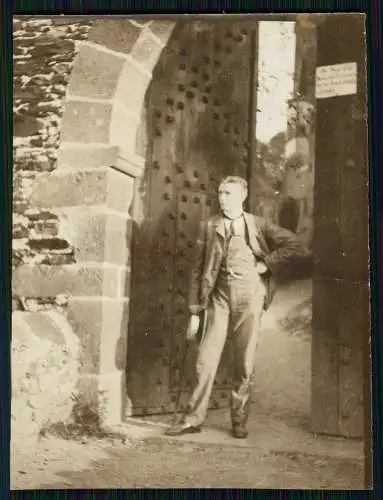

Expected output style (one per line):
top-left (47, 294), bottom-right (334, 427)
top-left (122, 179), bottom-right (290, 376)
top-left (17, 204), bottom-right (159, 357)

top-left (315, 62), bottom-right (357, 99)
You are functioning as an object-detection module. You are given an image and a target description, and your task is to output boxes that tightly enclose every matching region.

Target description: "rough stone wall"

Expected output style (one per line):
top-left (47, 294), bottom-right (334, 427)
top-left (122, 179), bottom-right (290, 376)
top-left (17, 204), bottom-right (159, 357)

top-left (12, 17), bottom-right (92, 439)
top-left (12, 17), bottom-right (92, 312)
top-left (12, 311), bottom-right (80, 440)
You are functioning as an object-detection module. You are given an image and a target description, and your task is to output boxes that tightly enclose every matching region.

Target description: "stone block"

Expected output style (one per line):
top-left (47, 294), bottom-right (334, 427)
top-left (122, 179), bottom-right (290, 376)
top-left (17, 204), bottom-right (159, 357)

top-left (67, 297), bottom-right (130, 374)
top-left (56, 145), bottom-right (119, 169)
top-left (59, 207), bottom-right (132, 265)
top-left (12, 263), bottom-right (124, 298)
top-left (61, 99), bottom-right (113, 144)
top-left (109, 103), bottom-right (140, 153)
top-left (11, 399), bottom-right (40, 437)
top-left (11, 310), bottom-right (80, 441)
top-left (106, 168), bottom-right (135, 214)
top-left (12, 312), bottom-right (39, 345)
top-left (135, 110), bottom-right (148, 158)
top-left (73, 265), bottom-right (118, 298)
top-left (13, 223), bottom-right (29, 239)
top-left (47, 309), bottom-right (82, 356)
top-left (105, 213), bottom-right (132, 267)
top-left (75, 369), bottom-right (126, 426)
top-left (13, 114), bottom-right (42, 137)
top-left (113, 58), bottom-right (150, 118)
top-left (30, 219), bottom-right (60, 237)
top-left (130, 28), bottom-right (165, 73)
top-left (148, 20), bottom-right (175, 45)
top-left (68, 43), bottom-right (124, 99)
top-left (87, 20), bottom-right (143, 55)
top-left (99, 299), bottom-right (130, 373)
top-left (29, 169), bottom-right (108, 208)
top-left (13, 200), bottom-right (29, 214)
top-left (13, 264), bottom-right (76, 297)
top-left (22, 312), bottom-right (66, 345)
top-left (65, 208), bottom-right (106, 262)
top-left (66, 297), bottom-right (103, 373)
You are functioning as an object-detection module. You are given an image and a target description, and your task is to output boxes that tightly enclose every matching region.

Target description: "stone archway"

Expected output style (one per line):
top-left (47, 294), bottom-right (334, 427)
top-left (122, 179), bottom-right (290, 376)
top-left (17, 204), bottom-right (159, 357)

top-left (24, 18), bottom-right (176, 426)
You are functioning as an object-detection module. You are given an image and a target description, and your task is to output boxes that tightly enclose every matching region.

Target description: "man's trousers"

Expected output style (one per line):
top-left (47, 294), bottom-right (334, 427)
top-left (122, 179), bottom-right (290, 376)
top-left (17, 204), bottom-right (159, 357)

top-left (183, 274), bottom-right (267, 427)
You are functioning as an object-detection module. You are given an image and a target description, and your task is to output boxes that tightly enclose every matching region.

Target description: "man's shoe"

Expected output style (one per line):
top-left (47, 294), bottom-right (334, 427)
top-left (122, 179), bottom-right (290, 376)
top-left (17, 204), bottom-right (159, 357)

top-left (232, 424), bottom-right (248, 439)
top-left (164, 422), bottom-right (202, 436)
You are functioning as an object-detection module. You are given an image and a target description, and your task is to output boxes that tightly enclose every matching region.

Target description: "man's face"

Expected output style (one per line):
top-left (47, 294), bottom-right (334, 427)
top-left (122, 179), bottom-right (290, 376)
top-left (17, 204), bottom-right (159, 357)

top-left (218, 182), bottom-right (246, 218)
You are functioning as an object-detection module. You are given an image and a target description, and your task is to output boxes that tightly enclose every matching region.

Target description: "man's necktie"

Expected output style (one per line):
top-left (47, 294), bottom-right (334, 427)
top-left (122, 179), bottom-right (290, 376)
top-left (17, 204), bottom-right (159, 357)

top-left (229, 219), bottom-right (236, 237)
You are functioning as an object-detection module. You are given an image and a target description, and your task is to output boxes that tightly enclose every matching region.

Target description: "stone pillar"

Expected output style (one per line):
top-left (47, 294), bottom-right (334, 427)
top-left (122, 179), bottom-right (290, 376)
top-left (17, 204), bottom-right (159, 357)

top-left (311, 15), bottom-right (369, 442)
top-left (63, 159), bottom-right (138, 427)
top-left (17, 148), bottom-right (144, 426)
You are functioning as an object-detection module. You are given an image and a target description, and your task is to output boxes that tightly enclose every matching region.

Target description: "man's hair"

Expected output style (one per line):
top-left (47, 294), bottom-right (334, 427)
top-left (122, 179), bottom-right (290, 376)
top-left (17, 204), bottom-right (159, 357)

top-left (219, 176), bottom-right (248, 195)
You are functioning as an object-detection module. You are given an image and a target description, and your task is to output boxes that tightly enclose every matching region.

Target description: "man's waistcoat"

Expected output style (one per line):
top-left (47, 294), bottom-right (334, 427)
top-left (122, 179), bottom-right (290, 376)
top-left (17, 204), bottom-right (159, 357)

top-left (220, 221), bottom-right (260, 282)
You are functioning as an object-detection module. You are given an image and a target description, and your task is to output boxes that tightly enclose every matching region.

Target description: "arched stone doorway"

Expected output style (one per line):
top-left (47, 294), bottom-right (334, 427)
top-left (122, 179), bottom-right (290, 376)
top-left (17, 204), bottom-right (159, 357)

top-left (51, 19), bottom-right (177, 424)
top-left (47, 17), bottom-right (258, 422)
top-left (51, 18), bottom-right (262, 421)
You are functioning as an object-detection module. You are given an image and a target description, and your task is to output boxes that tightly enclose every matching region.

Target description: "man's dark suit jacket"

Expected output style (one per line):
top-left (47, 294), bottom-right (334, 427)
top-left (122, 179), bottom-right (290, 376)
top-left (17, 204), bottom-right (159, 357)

top-left (188, 211), bottom-right (309, 315)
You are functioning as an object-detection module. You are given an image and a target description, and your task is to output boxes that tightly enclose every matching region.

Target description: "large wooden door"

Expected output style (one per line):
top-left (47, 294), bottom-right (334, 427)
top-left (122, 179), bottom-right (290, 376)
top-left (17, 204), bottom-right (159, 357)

top-left (127, 21), bottom-right (256, 415)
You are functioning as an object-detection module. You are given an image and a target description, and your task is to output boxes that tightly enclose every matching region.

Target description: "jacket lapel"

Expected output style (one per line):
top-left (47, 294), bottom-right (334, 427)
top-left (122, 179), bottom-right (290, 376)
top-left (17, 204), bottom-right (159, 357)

top-left (213, 215), bottom-right (226, 239)
top-left (243, 212), bottom-right (259, 239)
top-left (206, 215), bottom-right (225, 267)
top-left (243, 212), bottom-right (268, 256)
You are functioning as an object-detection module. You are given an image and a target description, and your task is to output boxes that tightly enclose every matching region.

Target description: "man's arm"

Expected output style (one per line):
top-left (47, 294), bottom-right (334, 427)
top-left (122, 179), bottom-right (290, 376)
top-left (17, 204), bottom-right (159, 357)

top-left (261, 219), bottom-right (312, 277)
top-left (188, 220), bottom-right (207, 315)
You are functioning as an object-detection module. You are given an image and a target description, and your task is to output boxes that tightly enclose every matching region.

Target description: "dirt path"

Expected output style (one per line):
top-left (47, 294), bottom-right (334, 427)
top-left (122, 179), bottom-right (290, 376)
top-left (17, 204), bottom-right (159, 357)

top-left (12, 433), bottom-right (363, 490)
top-left (11, 279), bottom-right (366, 490)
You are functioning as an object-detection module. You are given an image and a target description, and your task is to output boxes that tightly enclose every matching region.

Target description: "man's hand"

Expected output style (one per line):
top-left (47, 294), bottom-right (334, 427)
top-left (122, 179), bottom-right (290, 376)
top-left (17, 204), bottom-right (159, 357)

top-left (256, 261), bottom-right (269, 275)
top-left (186, 314), bottom-right (200, 341)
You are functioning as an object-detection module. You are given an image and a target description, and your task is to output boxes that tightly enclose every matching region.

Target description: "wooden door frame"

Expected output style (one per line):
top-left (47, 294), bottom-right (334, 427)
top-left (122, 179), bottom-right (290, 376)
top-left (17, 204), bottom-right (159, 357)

top-left (245, 23), bottom-right (259, 212)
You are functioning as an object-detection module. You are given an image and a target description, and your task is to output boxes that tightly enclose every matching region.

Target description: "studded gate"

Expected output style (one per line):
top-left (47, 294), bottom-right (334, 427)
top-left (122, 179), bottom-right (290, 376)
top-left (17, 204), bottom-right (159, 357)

top-left (127, 21), bottom-right (258, 416)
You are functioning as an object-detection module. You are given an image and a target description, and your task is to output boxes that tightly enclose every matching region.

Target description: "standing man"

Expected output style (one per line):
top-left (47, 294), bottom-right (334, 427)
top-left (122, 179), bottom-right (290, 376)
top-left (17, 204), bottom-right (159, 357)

top-left (165, 176), bottom-right (311, 438)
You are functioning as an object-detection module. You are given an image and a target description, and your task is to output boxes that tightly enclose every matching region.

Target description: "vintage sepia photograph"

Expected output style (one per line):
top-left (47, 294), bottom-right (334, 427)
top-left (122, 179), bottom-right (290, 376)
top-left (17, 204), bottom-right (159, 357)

top-left (11, 13), bottom-right (370, 490)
